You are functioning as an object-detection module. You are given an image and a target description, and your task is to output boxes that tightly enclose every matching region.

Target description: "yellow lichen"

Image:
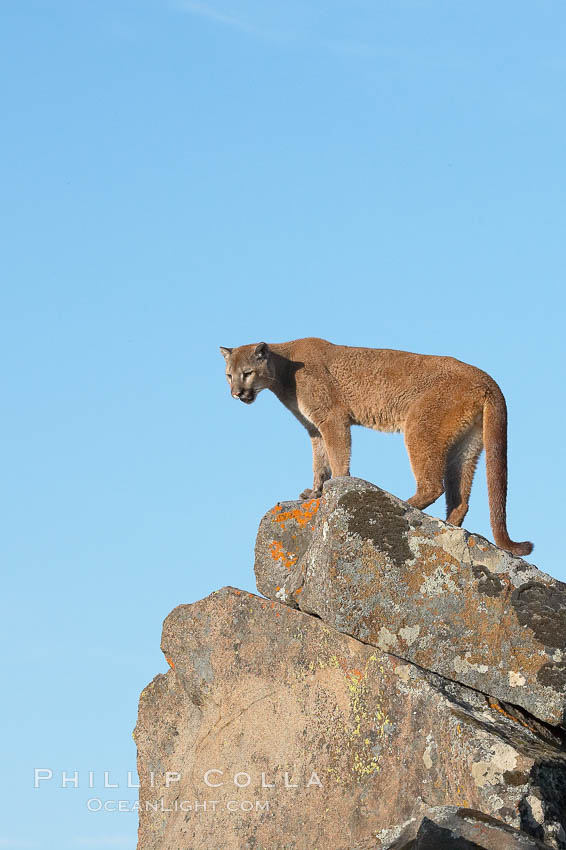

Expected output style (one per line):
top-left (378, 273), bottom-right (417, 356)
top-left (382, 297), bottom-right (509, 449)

top-left (325, 652), bottom-right (389, 780)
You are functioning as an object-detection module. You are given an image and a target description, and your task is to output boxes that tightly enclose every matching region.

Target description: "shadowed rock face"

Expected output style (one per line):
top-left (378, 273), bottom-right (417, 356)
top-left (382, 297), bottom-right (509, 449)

top-left (135, 588), bottom-right (566, 850)
top-left (254, 477), bottom-right (566, 728)
top-left (382, 806), bottom-right (557, 849)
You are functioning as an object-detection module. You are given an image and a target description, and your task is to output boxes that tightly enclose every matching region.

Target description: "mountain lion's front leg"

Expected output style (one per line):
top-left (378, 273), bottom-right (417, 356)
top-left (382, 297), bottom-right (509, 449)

top-left (299, 431), bottom-right (331, 500)
top-left (319, 415), bottom-right (351, 480)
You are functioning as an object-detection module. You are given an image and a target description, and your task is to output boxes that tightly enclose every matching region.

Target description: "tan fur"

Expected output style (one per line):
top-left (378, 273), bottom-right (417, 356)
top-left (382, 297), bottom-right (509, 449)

top-left (220, 338), bottom-right (533, 557)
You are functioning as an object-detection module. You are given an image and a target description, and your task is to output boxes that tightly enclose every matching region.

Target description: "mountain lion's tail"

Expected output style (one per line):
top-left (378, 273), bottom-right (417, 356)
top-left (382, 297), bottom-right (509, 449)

top-left (483, 385), bottom-right (533, 557)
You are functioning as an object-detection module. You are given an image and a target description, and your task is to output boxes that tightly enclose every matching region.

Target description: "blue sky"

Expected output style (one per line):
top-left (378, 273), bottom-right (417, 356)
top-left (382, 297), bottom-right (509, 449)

top-left (1, 1), bottom-right (565, 847)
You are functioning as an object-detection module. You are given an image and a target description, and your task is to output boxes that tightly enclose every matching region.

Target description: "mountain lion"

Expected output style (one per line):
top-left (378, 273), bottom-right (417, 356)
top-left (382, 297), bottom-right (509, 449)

top-left (220, 338), bottom-right (532, 556)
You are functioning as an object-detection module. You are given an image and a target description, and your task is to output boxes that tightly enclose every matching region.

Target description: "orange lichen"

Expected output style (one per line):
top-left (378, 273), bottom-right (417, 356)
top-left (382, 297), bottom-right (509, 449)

top-left (343, 667), bottom-right (366, 684)
top-left (272, 498), bottom-right (320, 530)
top-left (165, 657), bottom-right (175, 670)
top-left (270, 540), bottom-right (298, 569)
top-left (468, 536), bottom-right (476, 547)
top-left (295, 587), bottom-right (303, 595)
top-left (488, 699), bottom-right (538, 733)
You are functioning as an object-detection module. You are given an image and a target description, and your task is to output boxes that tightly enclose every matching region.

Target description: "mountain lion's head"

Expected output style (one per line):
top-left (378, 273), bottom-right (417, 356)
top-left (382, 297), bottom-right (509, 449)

top-left (220, 342), bottom-right (274, 404)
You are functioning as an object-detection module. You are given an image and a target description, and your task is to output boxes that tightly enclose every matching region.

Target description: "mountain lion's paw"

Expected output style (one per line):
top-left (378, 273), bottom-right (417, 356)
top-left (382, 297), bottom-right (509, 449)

top-left (299, 487), bottom-right (322, 500)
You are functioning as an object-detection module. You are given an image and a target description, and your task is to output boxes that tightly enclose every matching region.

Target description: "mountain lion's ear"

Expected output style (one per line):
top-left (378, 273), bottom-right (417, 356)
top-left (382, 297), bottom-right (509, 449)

top-left (219, 346), bottom-right (232, 360)
top-left (255, 342), bottom-right (269, 361)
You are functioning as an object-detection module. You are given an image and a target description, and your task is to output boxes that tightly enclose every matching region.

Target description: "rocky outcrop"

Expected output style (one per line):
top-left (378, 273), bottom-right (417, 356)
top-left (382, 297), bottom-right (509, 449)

top-left (255, 478), bottom-right (566, 728)
top-left (135, 478), bottom-right (566, 850)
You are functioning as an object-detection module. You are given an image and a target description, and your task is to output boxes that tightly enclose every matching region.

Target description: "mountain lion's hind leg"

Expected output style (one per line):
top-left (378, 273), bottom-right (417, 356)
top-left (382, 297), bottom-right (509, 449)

top-left (404, 414), bottom-right (447, 511)
top-left (299, 431), bottom-right (331, 500)
top-left (444, 426), bottom-right (483, 526)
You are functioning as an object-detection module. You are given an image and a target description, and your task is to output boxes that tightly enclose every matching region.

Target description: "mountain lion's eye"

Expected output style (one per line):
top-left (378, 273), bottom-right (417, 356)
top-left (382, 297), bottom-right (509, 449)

top-left (226, 374), bottom-right (232, 380)
top-left (243, 371), bottom-right (252, 378)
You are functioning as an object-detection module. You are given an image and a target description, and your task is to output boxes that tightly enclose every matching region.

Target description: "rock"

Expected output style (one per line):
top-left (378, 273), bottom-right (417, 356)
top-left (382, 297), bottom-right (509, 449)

top-left (382, 806), bottom-right (557, 849)
top-left (254, 477), bottom-right (566, 728)
top-left (134, 587), bottom-right (566, 850)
